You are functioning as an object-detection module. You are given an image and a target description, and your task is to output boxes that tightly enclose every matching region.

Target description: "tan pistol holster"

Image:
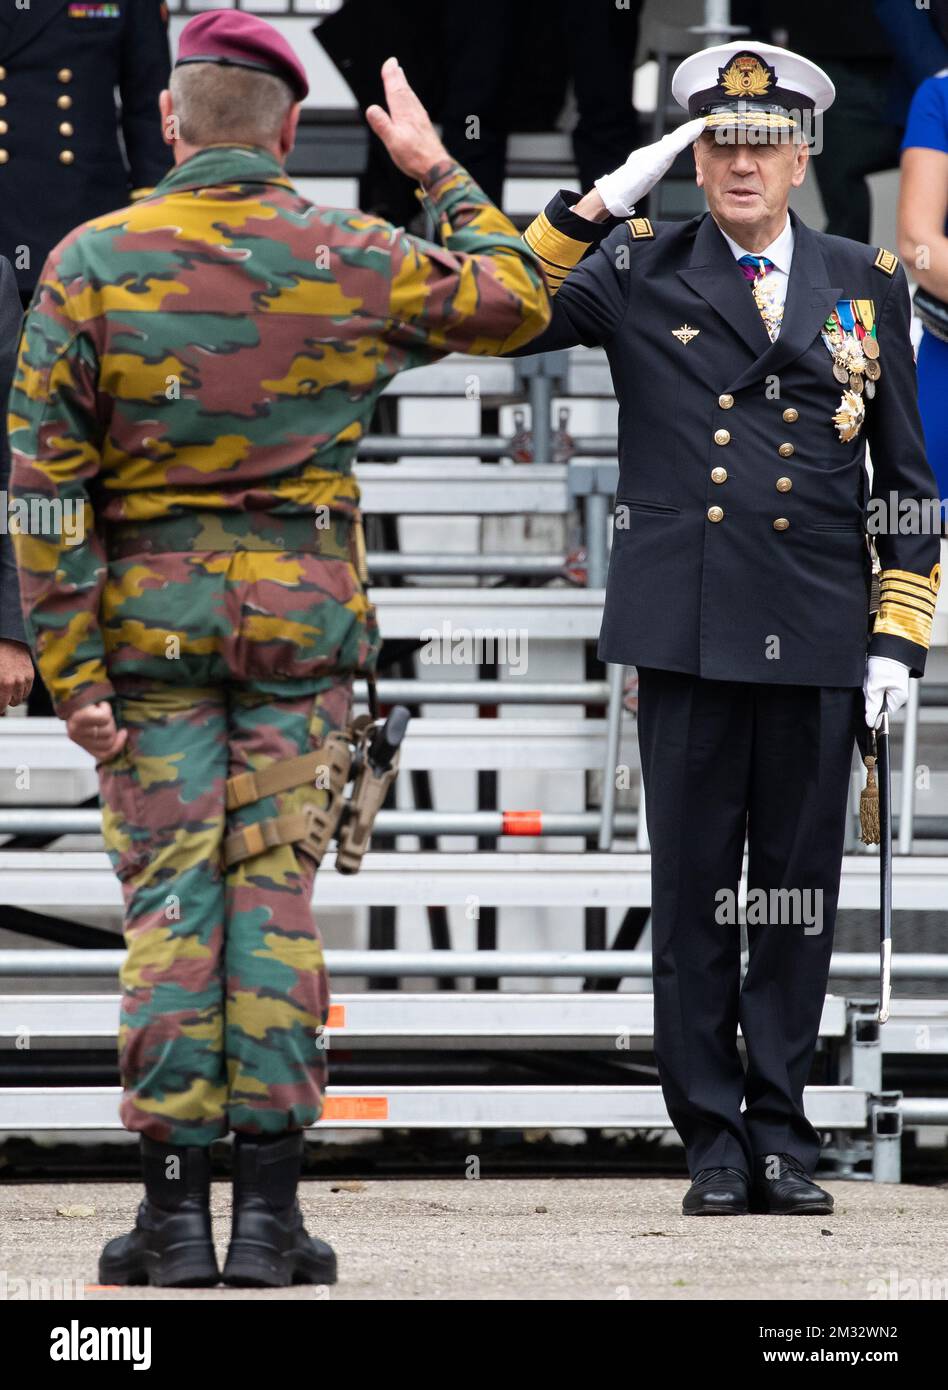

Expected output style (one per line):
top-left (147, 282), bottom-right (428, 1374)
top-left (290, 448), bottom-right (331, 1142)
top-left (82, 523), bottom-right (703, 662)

top-left (221, 694), bottom-right (407, 875)
top-left (334, 717), bottom-right (398, 875)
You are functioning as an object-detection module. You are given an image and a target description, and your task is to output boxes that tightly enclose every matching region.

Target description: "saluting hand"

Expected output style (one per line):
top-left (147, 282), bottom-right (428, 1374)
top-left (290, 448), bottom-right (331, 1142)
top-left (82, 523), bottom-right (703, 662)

top-left (595, 117), bottom-right (709, 217)
top-left (67, 699), bottom-right (127, 764)
top-left (365, 57), bottom-right (450, 183)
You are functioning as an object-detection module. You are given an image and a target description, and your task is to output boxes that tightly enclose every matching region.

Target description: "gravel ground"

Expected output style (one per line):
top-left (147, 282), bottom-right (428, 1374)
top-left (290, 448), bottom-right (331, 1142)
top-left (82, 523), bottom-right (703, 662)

top-left (1, 1177), bottom-right (946, 1301)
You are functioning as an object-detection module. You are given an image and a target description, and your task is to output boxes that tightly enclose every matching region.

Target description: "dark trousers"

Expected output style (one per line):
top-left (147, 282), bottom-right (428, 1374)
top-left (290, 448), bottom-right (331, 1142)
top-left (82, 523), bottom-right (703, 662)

top-left (636, 667), bottom-right (863, 1177)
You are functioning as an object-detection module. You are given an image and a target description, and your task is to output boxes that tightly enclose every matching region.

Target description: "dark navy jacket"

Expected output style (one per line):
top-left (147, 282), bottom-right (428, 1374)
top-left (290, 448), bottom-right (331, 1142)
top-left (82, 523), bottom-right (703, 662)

top-left (0, 0), bottom-right (172, 295)
top-left (519, 198), bottom-right (942, 686)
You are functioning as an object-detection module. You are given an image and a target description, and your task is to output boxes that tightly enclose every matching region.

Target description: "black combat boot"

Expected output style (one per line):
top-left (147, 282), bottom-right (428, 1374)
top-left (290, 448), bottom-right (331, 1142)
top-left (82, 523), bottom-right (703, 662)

top-left (98, 1136), bottom-right (220, 1287)
top-left (222, 1131), bottom-right (338, 1288)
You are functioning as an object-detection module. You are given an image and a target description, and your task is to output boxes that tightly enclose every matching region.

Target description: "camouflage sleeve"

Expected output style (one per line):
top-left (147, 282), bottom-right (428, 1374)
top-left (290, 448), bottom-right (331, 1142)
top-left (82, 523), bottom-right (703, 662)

top-left (8, 254), bottom-right (115, 720)
top-left (380, 158), bottom-right (552, 361)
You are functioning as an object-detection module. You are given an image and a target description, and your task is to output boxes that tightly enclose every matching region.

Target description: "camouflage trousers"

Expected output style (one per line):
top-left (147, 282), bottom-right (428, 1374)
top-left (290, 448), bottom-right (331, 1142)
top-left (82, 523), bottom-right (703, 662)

top-left (98, 673), bottom-right (352, 1145)
top-left (94, 509), bottom-right (380, 1146)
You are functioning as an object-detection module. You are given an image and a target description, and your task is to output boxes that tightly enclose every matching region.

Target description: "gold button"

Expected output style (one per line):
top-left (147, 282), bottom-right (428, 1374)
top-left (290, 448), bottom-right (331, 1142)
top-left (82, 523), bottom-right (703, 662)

top-left (776, 477), bottom-right (792, 493)
top-left (718, 393), bottom-right (734, 410)
top-left (58, 68), bottom-right (72, 84)
top-left (773, 517), bottom-right (790, 531)
top-left (707, 506), bottom-right (724, 523)
top-left (714, 428), bottom-right (731, 446)
top-left (0, 150), bottom-right (8, 165)
top-left (0, 95), bottom-right (7, 109)
top-left (778, 442), bottom-right (794, 458)
top-left (0, 68), bottom-right (6, 81)
top-left (711, 467), bottom-right (728, 484)
top-left (0, 122), bottom-right (8, 136)
top-left (59, 149), bottom-right (74, 165)
top-left (57, 95), bottom-right (72, 110)
top-left (782, 407), bottom-right (799, 423)
top-left (59, 122), bottom-right (73, 137)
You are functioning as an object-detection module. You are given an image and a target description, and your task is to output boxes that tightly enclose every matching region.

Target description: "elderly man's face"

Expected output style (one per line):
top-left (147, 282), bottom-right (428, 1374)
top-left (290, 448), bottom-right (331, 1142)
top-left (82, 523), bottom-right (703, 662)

top-left (693, 128), bottom-right (808, 231)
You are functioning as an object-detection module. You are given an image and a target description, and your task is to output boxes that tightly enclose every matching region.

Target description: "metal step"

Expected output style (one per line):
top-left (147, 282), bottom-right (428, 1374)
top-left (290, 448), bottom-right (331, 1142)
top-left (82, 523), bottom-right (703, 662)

top-left (0, 991), bottom-right (849, 1049)
top-left (371, 588), bottom-right (604, 640)
top-left (0, 1083), bottom-right (870, 1132)
top-left (0, 717), bottom-right (633, 775)
top-left (356, 462), bottom-right (576, 515)
top-left (877, 999), bottom-right (948, 1055)
top-left (2, 948), bottom-right (946, 982)
top-left (0, 851), bottom-right (947, 911)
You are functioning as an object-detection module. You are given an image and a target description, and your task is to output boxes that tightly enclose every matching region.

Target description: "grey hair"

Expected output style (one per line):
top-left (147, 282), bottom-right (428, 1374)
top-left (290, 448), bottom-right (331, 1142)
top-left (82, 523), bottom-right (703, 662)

top-left (169, 62), bottom-right (295, 148)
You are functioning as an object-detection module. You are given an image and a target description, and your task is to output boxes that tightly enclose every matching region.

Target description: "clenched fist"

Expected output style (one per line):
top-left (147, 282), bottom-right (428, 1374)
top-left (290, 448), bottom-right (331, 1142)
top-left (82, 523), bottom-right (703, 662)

top-left (0, 640), bottom-right (33, 711)
top-left (67, 699), bottom-right (127, 763)
top-left (365, 56), bottom-right (450, 183)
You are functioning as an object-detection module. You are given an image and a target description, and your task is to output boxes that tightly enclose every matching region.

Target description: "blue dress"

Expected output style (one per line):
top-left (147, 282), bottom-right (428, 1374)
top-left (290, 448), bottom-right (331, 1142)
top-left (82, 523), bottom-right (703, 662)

top-left (903, 72), bottom-right (948, 505)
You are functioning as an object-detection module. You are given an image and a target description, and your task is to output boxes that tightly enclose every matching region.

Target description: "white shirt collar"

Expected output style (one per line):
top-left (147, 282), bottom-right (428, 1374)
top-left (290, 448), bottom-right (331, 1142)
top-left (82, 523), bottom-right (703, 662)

top-left (717, 215), bottom-right (794, 275)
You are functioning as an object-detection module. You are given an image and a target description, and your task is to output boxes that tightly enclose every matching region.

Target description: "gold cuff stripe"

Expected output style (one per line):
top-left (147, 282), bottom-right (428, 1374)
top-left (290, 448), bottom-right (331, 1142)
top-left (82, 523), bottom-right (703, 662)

top-left (872, 581), bottom-right (934, 614)
top-left (879, 598), bottom-right (936, 623)
top-left (873, 604), bottom-right (934, 649)
top-left (523, 211), bottom-right (591, 272)
top-left (880, 574), bottom-right (938, 600)
top-left (880, 564), bottom-right (941, 595)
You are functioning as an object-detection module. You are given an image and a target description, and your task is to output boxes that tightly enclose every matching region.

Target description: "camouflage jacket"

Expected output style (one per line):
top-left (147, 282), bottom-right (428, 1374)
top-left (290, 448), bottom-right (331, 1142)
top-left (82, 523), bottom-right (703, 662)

top-left (9, 144), bottom-right (551, 718)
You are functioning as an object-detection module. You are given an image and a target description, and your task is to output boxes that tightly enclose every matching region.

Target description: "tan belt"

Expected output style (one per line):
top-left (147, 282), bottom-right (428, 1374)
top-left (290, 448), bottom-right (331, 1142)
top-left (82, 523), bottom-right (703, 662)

top-left (223, 731), bottom-right (357, 869)
top-left (226, 747), bottom-right (340, 811)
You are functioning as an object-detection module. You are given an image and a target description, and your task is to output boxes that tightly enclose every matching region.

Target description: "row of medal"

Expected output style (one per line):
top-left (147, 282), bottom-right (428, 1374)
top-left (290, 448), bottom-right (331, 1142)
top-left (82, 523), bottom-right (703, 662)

top-left (822, 299), bottom-right (881, 442)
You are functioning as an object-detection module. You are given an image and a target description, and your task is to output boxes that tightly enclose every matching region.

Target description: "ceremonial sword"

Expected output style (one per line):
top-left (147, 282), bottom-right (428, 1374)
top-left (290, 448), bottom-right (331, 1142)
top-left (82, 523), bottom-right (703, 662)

top-left (874, 698), bottom-right (892, 1024)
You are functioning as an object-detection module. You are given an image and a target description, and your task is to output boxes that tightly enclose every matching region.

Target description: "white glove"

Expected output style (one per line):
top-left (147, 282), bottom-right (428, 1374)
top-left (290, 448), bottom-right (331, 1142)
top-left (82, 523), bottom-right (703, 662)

top-left (594, 117), bottom-right (708, 217)
top-left (864, 656), bottom-right (911, 727)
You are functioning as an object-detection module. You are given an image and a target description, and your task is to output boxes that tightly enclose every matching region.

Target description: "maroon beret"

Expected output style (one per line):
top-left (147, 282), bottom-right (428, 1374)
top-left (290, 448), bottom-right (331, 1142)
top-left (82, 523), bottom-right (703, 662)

top-left (175, 11), bottom-right (308, 103)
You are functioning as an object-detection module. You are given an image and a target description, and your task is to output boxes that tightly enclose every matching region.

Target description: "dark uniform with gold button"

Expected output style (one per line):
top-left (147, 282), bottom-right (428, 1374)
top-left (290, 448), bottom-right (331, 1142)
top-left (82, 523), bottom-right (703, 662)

top-left (516, 53), bottom-right (941, 1185)
top-left (0, 0), bottom-right (172, 304)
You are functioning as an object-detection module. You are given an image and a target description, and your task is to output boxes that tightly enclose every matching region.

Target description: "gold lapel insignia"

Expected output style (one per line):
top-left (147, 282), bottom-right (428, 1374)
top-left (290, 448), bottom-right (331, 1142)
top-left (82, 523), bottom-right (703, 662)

top-left (874, 248), bottom-right (898, 276)
top-left (672, 324), bottom-right (700, 345)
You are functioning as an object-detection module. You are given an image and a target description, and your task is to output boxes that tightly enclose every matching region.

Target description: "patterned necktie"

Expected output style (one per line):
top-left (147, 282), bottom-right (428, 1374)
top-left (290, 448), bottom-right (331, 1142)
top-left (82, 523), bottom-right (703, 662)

top-left (737, 253), bottom-right (781, 342)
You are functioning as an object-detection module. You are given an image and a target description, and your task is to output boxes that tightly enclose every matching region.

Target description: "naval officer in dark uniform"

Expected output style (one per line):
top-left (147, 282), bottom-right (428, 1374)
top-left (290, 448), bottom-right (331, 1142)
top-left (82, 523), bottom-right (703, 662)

top-left (0, 0), bottom-right (173, 307)
top-left (0, 0), bottom-right (173, 718)
top-left (516, 42), bottom-right (941, 1215)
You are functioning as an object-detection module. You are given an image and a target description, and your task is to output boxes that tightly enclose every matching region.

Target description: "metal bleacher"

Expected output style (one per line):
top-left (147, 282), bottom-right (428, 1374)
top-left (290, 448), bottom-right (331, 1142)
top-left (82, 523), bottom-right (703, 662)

top-left (3, 338), bottom-right (948, 1181)
top-left (0, 2), bottom-right (946, 1182)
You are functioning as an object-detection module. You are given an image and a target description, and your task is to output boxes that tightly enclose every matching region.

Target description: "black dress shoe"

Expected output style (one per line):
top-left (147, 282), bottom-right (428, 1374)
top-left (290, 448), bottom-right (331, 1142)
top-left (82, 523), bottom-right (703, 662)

top-left (752, 1153), bottom-right (834, 1215)
top-left (682, 1166), bottom-right (750, 1216)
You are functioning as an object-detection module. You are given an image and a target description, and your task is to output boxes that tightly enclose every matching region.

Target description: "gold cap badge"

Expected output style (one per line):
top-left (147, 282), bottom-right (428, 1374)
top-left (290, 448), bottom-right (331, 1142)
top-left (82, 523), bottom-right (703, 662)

top-left (719, 53), bottom-right (774, 99)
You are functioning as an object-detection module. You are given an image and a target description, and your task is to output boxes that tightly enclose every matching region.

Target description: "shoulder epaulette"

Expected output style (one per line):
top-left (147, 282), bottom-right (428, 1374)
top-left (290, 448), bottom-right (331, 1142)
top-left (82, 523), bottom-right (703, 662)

top-left (627, 217), bottom-right (654, 240)
top-left (874, 247), bottom-right (898, 276)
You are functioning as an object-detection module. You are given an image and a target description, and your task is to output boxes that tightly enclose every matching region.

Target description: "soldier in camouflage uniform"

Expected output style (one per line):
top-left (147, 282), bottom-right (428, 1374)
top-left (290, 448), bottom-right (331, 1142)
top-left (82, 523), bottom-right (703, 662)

top-left (8, 12), bottom-right (550, 1288)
